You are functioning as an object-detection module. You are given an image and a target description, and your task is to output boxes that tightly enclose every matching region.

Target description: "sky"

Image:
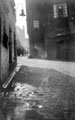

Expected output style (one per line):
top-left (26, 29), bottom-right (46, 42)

top-left (14, 0), bottom-right (28, 38)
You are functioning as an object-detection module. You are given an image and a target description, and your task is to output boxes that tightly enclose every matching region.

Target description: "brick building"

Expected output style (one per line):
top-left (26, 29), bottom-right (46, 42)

top-left (0, 0), bottom-right (17, 87)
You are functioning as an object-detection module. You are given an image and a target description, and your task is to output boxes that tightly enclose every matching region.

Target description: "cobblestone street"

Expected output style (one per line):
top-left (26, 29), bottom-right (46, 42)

top-left (0, 57), bottom-right (75, 120)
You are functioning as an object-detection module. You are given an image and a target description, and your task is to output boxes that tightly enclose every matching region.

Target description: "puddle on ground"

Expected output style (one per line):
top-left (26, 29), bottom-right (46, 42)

top-left (0, 82), bottom-right (51, 120)
top-left (0, 82), bottom-right (74, 120)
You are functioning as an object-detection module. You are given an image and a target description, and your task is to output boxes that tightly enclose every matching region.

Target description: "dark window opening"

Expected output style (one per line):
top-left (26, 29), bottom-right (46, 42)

top-left (14, 33), bottom-right (17, 59)
top-left (3, 28), bottom-right (8, 49)
top-left (0, 17), bottom-right (1, 44)
top-left (9, 28), bottom-right (12, 63)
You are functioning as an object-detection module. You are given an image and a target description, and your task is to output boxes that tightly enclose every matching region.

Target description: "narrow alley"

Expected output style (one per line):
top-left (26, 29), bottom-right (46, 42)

top-left (1, 0), bottom-right (75, 120)
top-left (0, 57), bottom-right (75, 120)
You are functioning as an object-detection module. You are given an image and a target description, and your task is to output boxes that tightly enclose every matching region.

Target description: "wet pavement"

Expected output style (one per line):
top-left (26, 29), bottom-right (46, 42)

top-left (0, 65), bottom-right (75, 120)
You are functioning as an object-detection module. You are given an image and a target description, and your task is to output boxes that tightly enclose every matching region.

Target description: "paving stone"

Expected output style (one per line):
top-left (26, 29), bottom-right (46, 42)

top-left (0, 65), bottom-right (75, 120)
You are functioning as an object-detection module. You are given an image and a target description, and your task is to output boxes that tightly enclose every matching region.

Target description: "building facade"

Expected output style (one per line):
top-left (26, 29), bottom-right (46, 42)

top-left (0, 0), bottom-right (17, 87)
top-left (26, 0), bottom-right (75, 61)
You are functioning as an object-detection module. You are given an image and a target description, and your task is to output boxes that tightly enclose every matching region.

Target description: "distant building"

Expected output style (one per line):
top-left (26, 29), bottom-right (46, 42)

top-left (16, 26), bottom-right (25, 48)
top-left (16, 26), bottom-right (29, 55)
top-left (0, 0), bottom-right (17, 88)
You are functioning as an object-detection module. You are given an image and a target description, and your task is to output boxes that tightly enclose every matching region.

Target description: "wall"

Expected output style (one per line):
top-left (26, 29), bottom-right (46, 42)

top-left (0, 0), bottom-right (17, 84)
top-left (16, 26), bottom-right (25, 48)
top-left (26, 0), bottom-right (75, 61)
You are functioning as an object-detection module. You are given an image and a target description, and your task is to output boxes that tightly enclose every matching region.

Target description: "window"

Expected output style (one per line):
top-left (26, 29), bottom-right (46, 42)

top-left (33, 20), bottom-right (39, 29)
top-left (3, 27), bottom-right (8, 49)
top-left (53, 4), bottom-right (58, 18)
top-left (53, 3), bottom-right (68, 18)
